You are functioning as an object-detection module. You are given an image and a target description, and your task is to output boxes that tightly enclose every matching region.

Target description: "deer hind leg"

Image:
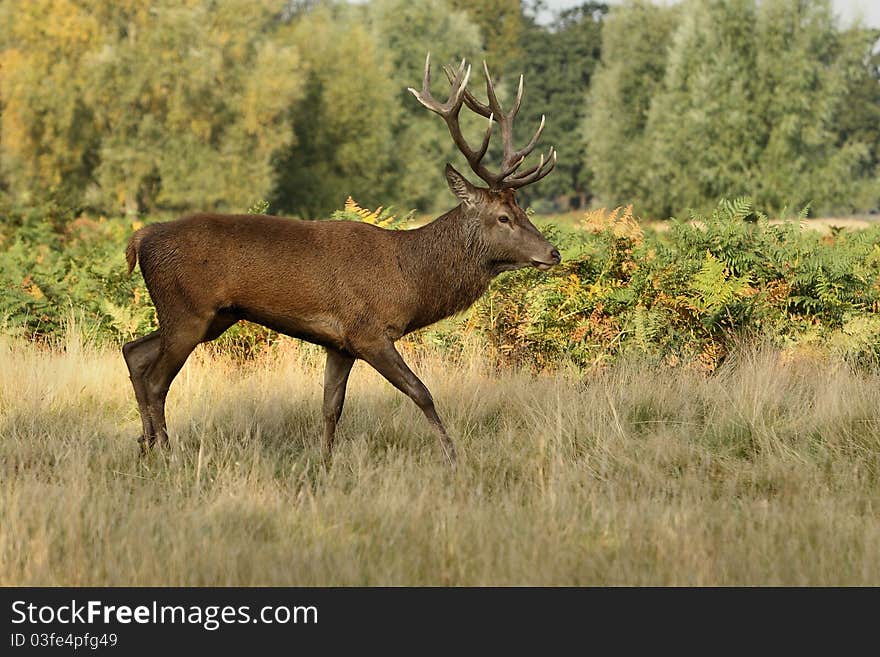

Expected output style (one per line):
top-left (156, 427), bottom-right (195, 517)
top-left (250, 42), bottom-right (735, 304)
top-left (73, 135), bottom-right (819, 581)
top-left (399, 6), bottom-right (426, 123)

top-left (322, 347), bottom-right (355, 462)
top-left (122, 330), bottom-right (162, 449)
top-left (136, 312), bottom-right (237, 451)
top-left (142, 315), bottom-right (221, 449)
top-left (358, 340), bottom-right (457, 466)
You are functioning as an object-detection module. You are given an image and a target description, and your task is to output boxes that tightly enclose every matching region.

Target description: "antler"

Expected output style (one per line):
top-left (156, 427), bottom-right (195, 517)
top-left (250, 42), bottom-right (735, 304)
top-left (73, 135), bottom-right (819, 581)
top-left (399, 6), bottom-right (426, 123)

top-left (408, 53), bottom-right (556, 191)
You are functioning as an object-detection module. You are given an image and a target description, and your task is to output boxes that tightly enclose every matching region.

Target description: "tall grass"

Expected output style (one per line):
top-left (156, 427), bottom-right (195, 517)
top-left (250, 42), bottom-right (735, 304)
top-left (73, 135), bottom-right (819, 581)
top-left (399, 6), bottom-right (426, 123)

top-left (1, 331), bottom-right (878, 585)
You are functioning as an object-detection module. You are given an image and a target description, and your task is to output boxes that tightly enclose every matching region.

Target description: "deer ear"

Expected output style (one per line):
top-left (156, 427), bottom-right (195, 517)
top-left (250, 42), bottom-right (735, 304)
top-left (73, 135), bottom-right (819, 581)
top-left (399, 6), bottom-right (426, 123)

top-left (445, 163), bottom-right (479, 206)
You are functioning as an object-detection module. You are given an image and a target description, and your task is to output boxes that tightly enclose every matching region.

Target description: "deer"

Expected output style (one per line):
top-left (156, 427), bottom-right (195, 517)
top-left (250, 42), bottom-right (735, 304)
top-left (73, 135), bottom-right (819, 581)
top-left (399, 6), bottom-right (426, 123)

top-left (122, 55), bottom-right (560, 465)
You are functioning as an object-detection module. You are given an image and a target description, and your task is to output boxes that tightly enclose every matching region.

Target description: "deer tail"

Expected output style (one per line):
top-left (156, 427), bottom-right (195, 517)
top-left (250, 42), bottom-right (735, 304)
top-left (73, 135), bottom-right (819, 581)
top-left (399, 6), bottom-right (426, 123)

top-left (126, 229), bottom-right (145, 275)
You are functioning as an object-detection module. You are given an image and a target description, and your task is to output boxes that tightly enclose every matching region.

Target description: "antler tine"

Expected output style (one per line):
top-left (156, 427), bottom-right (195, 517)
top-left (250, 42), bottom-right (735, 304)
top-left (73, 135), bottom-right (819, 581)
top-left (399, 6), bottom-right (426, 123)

top-left (451, 61), bottom-right (471, 108)
top-left (482, 61), bottom-right (524, 173)
top-left (408, 55), bottom-right (470, 113)
top-left (504, 148), bottom-right (557, 189)
top-left (507, 153), bottom-right (544, 181)
top-left (408, 53), bottom-right (436, 110)
top-left (482, 61), bottom-right (504, 117)
top-left (509, 74), bottom-right (524, 119)
top-left (475, 113), bottom-right (494, 162)
top-left (498, 155), bottom-right (525, 181)
top-left (443, 65), bottom-right (492, 118)
top-left (449, 58), bottom-right (467, 89)
top-left (423, 51), bottom-right (432, 91)
top-left (511, 114), bottom-right (545, 163)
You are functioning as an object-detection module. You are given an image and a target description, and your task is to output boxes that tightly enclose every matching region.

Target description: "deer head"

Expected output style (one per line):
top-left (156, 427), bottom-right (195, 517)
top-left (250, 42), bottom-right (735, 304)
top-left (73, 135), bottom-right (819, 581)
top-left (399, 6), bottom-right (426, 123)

top-left (408, 55), bottom-right (561, 272)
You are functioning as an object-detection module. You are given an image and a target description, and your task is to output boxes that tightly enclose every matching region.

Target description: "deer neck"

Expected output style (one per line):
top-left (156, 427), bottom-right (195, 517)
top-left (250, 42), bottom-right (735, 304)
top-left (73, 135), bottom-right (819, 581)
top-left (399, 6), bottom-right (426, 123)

top-left (399, 206), bottom-right (494, 330)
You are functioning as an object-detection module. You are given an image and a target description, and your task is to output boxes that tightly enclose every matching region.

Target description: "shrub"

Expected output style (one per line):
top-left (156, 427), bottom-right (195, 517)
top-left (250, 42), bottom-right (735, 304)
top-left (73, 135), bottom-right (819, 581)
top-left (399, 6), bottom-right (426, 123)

top-left (4, 198), bottom-right (880, 371)
top-left (471, 200), bottom-right (880, 371)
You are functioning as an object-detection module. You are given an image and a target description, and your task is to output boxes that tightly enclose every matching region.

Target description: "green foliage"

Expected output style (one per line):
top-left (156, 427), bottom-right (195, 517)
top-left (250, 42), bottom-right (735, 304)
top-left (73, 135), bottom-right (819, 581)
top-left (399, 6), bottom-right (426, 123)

top-left (3, 0), bottom-right (878, 220)
top-left (588, 0), bottom-right (880, 217)
top-left (247, 200), bottom-right (271, 215)
top-left (464, 199), bottom-right (880, 371)
top-left (645, 0), bottom-right (761, 217)
top-left (329, 197), bottom-right (414, 230)
top-left (0, 212), bottom-right (156, 341)
top-left (92, 1), bottom-right (304, 214)
top-left (586, 0), bottom-right (679, 210)
top-left (363, 0), bottom-right (485, 212)
top-left (1, 1), bottom-right (305, 215)
top-left (271, 4), bottom-right (400, 218)
top-left (271, 0), bottom-right (487, 217)
top-left (449, 0), bottom-right (526, 74)
top-left (514, 3), bottom-right (608, 209)
top-left (0, 0), bottom-right (102, 209)
top-left (5, 200), bottom-right (880, 372)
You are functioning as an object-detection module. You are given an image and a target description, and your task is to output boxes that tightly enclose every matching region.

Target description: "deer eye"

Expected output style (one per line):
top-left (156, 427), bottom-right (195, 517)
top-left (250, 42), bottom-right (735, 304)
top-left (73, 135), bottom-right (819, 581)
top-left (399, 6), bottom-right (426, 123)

top-left (498, 214), bottom-right (510, 224)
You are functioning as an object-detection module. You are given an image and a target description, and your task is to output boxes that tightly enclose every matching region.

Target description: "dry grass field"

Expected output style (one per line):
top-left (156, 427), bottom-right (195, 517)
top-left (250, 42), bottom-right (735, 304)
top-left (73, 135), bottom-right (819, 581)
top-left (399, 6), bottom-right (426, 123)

top-left (1, 330), bottom-right (879, 586)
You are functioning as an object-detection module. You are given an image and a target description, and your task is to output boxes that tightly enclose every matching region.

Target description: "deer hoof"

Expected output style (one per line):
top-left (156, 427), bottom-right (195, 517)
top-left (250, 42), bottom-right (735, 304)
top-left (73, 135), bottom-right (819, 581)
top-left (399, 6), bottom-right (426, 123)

top-left (136, 434), bottom-right (156, 454)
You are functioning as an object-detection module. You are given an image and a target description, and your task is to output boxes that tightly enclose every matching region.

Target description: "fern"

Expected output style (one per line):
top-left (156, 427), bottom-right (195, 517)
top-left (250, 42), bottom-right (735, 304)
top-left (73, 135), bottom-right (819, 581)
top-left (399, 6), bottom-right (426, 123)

top-left (629, 306), bottom-right (658, 353)
top-left (690, 251), bottom-right (750, 314)
top-left (330, 197), bottom-right (414, 229)
top-left (713, 196), bottom-right (753, 222)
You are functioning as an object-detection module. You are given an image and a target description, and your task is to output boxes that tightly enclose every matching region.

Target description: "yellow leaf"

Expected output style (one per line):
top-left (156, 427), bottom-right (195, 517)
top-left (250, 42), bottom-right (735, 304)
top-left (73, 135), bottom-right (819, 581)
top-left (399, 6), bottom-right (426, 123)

top-left (27, 283), bottom-right (45, 300)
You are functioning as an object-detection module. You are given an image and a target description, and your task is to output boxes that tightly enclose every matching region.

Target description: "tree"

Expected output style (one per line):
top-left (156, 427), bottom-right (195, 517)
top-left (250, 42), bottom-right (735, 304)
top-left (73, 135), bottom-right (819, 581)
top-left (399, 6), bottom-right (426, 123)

top-left (645, 0), bottom-right (878, 217)
top-left (0, 0), bottom-right (102, 208)
top-left (271, 0), bottom-right (484, 216)
top-left (645, 0), bottom-right (759, 217)
top-left (750, 0), bottom-right (877, 214)
top-left (589, 0), bottom-right (879, 217)
top-left (1, 0), bottom-right (305, 215)
top-left (85, 0), bottom-right (304, 214)
top-left (514, 2), bottom-right (608, 209)
top-left (364, 0), bottom-right (484, 211)
top-left (835, 30), bottom-right (880, 211)
top-left (448, 0), bottom-right (525, 75)
top-left (585, 0), bottom-right (678, 212)
top-left (272, 4), bottom-right (398, 217)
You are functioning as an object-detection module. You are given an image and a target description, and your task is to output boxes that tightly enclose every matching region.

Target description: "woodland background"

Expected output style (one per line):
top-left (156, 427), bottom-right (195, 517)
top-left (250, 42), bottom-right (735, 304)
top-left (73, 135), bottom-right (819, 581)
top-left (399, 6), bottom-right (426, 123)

top-left (1, 0), bottom-right (878, 219)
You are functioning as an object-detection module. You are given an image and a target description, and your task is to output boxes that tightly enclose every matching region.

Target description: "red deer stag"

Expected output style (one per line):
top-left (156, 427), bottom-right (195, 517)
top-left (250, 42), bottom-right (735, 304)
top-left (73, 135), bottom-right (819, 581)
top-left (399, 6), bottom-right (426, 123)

top-left (123, 55), bottom-right (559, 464)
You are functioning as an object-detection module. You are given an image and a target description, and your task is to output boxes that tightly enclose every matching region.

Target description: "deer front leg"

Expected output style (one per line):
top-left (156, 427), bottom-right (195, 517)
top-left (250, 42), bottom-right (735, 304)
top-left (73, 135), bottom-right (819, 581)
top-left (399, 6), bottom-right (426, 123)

top-left (323, 347), bottom-right (355, 461)
top-left (358, 340), bottom-right (457, 465)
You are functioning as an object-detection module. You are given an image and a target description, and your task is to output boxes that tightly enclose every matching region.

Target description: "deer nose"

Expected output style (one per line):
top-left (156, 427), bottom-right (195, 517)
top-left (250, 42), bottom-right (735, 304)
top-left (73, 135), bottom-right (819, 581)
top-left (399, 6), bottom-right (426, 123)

top-left (550, 248), bottom-right (561, 264)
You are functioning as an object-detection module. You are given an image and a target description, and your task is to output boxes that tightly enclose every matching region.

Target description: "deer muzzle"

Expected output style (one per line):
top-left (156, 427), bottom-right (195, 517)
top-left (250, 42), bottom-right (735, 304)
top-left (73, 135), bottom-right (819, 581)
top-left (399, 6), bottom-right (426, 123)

top-left (531, 248), bottom-right (561, 271)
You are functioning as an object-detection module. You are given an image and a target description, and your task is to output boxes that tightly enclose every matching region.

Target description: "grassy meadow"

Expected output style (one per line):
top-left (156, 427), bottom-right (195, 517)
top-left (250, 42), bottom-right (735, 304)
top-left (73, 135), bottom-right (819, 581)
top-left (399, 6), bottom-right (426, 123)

top-left (2, 329), bottom-right (879, 586)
